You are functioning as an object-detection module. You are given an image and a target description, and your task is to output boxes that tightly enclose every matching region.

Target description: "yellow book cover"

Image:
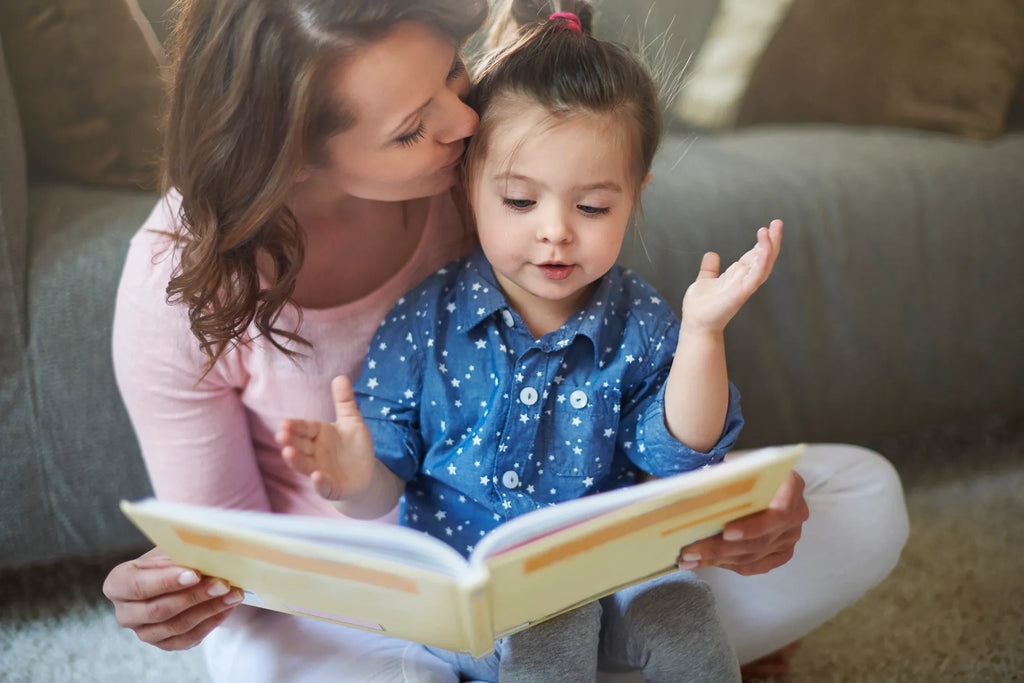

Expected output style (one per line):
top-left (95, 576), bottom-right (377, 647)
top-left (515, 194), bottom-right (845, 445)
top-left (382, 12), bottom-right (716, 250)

top-left (121, 443), bottom-right (804, 658)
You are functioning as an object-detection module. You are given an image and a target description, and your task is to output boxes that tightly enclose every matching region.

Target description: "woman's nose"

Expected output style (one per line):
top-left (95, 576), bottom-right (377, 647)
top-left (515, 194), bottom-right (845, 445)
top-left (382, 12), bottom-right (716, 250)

top-left (437, 93), bottom-right (479, 144)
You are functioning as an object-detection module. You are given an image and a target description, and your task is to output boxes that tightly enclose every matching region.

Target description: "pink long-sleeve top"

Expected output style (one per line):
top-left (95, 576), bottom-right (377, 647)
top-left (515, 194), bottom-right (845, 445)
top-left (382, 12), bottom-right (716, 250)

top-left (112, 191), bottom-right (473, 521)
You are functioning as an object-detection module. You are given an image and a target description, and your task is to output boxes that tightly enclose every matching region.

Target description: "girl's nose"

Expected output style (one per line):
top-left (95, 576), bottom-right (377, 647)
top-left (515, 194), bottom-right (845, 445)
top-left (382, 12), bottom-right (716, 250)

top-left (537, 210), bottom-right (573, 244)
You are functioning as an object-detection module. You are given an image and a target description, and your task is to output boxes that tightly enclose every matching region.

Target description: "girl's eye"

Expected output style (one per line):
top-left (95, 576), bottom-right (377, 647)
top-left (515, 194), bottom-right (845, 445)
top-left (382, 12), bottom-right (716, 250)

top-left (577, 204), bottom-right (611, 216)
top-left (502, 198), bottom-right (535, 211)
top-left (395, 122), bottom-right (426, 148)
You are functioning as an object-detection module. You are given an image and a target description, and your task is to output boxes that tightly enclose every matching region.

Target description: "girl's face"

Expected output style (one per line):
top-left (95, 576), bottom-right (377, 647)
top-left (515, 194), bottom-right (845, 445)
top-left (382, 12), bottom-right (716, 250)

top-left (470, 103), bottom-right (638, 329)
top-left (298, 22), bottom-right (478, 202)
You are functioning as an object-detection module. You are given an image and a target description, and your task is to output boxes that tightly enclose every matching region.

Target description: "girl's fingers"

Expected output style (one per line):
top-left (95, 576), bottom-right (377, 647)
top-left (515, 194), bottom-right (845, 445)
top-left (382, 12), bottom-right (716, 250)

top-left (277, 418), bottom-right (319, 441)
top-left (331, 375), bottom-right (367, 426)
top-left (695, 251), bottom-right (721, 280)
top-left (282, 445), bottom-right (317, 475)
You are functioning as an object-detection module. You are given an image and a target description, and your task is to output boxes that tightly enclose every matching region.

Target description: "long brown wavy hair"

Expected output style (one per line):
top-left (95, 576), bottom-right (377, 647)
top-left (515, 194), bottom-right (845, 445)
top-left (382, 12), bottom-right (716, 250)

top-left (162, 0), bottom-right (488, 374)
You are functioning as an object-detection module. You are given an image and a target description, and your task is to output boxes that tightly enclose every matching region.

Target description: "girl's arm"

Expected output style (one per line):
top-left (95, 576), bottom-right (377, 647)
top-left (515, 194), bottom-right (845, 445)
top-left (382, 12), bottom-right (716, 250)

top-left (664, 221), bottom-right (783, 451)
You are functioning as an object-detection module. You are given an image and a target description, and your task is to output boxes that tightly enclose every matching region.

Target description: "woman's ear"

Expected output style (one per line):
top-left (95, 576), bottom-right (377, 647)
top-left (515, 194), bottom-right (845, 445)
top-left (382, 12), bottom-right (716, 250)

top-left (640, 172), bottom-right (653, 191)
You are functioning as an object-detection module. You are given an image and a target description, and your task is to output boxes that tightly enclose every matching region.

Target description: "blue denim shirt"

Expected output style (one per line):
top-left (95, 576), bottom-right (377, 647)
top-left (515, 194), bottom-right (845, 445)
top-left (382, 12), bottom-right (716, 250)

top-left (357, 249), bottom-right (743, 557)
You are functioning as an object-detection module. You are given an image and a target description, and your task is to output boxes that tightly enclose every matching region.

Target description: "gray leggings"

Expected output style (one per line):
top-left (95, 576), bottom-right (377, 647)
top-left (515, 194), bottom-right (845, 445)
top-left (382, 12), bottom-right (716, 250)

top-left (428, 571), bottom-right (741, 682)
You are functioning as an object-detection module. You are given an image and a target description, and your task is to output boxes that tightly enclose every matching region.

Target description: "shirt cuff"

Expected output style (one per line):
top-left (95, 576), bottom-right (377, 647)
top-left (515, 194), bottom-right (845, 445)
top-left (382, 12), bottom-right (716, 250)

top-left (634, 381), bottom-right (744, 474)
top-left (365, 418), bottom-right (421, 483)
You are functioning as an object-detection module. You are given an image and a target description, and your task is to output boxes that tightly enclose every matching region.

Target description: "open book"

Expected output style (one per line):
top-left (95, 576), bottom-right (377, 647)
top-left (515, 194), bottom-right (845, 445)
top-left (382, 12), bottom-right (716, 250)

top-left (121, 443), bottom-right (803, 658)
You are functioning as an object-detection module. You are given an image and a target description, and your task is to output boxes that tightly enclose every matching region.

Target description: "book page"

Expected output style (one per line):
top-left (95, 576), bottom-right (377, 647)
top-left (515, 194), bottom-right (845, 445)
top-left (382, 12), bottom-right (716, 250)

top-left (130, 500), bottom-right (471, 576)
top-left (471, 445), bottom-right (798, 564)
top-left (474, 444), bottom-right (804, 635)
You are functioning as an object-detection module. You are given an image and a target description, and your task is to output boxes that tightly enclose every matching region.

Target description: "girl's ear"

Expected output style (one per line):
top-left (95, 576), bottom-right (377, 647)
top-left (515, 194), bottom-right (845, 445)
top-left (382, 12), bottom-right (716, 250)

top-left (295, 167), bottom-right (313, 183)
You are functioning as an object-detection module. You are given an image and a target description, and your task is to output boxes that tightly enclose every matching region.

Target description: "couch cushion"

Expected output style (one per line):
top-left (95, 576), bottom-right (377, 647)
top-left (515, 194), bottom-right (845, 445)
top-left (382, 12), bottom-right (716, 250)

top-left (16, 184), bottom-right (160, 566)
top-left (0, 0), bottom-right (165, 188)
top-left (0, 33), bottom-right (27, 302)
top-left (0, 33), bottom-right (51, 569)
top-left (735, 0), bottom-right (1024, 140)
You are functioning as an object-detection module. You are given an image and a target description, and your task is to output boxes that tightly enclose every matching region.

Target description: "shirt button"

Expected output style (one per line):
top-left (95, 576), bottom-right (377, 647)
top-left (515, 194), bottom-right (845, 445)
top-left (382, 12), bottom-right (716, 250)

top-left (501, 470), bottom-right (520, 489)
top-left (502, 310), bottom-right (515, 327)
top-left (520, 387), bottom-right (538, 406)
top-left (569, 390), bottom-right (588, 409)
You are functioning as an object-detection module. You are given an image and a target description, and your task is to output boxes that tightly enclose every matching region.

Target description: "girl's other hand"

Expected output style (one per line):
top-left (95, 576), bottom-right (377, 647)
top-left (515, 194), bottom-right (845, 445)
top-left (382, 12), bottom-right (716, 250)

top-left (102, 547), bottom-right (243, 650)
top-left (277, 375), bottom-right (377, 501)
top-left (681, 219), bottom-right (783, 333)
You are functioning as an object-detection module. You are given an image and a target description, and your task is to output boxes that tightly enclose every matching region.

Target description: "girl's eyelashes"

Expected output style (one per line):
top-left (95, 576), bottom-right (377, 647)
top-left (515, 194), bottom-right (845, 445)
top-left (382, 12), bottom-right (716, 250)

top-left (395, 122), bottom-right (426, 148)
top-left (502, 198), bottom-right (535, 210)
top-left (501, 198), bottom-right (612, 216)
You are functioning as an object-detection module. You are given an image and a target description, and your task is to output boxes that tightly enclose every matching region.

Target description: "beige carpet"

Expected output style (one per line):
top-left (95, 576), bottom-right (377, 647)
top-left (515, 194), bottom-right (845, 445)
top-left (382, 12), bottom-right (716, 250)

top-left (783, 417), bottom-right (1024, 682)
top-left (2, 418), bottom-right (1022, 682)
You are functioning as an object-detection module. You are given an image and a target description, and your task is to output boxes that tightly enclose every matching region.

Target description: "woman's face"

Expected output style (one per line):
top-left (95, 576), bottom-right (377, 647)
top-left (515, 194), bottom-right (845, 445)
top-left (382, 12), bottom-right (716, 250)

top-left (300, 22), bottom-right (478, 202)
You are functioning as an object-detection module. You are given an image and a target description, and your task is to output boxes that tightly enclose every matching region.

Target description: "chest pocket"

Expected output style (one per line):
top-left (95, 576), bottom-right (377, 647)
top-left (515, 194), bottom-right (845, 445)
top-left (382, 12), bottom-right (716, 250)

top-left (541, 384), bottom-right (622, 478)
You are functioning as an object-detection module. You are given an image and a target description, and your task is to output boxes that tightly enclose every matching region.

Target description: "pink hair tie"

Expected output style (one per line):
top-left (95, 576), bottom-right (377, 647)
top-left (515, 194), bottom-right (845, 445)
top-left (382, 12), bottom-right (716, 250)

top-left (549, 11), bottom-right (583, 33)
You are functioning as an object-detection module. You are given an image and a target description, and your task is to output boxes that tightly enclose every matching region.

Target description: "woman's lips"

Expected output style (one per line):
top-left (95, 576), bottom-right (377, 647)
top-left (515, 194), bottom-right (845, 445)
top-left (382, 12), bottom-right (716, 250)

top-left (538, 263), bottom-right (574, 280)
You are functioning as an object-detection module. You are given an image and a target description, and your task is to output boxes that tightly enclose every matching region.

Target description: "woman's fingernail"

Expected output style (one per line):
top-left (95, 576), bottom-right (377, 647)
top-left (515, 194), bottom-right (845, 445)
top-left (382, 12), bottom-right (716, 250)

top-left (681, 553), bottom-right (701, 562)
top-left (207, 581), bottom-right (230, 597)
top-left (678, 561), bottom-right (699, 570)
top-left (223, 591), bottom-right (244, 605)
top-left (178, 570), bottom-right (200, 586)
top-left (723, 529), bottom-right (744, 541)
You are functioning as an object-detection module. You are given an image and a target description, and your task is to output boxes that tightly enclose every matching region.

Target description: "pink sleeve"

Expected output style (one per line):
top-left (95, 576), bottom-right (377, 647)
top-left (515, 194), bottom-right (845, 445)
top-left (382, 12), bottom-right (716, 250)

top-left (112, 199), bottom-right (271, 512)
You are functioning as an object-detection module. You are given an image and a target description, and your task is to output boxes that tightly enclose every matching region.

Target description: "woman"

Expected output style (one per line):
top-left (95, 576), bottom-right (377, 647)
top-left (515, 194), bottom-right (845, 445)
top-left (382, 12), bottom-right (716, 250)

top-left (103, 1), bottom-right (908, 681)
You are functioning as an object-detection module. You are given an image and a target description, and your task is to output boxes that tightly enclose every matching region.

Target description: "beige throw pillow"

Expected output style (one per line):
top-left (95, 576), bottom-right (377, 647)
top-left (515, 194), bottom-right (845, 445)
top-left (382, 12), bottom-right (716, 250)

top-left (735, 0), bottom-right (1024, 140)
top-left (673, 0), bottom-right (795, 129)
top-left (0, 0), bottom-right (165, 188)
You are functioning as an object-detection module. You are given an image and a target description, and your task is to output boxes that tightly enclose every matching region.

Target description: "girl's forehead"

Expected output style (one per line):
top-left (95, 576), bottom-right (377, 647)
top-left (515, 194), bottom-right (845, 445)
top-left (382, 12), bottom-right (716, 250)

top-left (485, 101), bottom-right (628, 152)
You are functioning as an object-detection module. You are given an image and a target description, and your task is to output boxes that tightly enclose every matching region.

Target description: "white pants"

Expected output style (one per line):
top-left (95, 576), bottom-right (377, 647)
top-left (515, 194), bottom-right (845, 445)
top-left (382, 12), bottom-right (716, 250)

top-left (203, 444), bottom-right (909, 683)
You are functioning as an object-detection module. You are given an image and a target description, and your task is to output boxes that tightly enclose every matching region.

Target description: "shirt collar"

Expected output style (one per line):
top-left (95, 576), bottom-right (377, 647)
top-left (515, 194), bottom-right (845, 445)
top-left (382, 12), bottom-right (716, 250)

top-left (454, 248), bottom-right (626, 366)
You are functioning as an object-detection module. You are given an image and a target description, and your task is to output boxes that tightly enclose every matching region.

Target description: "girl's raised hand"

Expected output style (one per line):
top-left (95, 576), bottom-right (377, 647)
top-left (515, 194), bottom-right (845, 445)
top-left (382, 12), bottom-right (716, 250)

top-left (276, 375), bottom-right (377, 502)
top-left (681, 219), bottom-right (783, 332)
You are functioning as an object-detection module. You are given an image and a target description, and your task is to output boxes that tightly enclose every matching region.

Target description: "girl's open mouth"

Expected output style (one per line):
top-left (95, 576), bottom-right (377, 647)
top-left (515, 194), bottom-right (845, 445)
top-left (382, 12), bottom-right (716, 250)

top-left (538, 263), bottom-right (574, 280)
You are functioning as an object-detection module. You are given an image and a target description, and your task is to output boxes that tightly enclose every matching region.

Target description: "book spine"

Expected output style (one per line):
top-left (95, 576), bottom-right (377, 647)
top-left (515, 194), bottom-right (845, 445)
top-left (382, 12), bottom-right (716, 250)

top-left (457, 566), bottom-right (495, 659)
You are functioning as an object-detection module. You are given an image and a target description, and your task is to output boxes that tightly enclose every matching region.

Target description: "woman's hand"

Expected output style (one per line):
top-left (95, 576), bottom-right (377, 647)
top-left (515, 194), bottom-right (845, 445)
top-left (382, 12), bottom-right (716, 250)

top-left (677, 470), bottom-right (809, 575)
top-left (681, 220), bottom-right (783, 333)
top-left (102, 547), bottom-right (243, 650)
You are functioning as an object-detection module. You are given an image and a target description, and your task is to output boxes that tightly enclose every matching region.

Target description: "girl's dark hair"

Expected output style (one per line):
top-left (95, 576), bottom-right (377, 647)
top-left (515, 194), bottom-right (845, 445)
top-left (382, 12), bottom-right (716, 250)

top-left (467, 0), bottom-right (662, 197)
top-left (163, 0), bottom-right (488, 374)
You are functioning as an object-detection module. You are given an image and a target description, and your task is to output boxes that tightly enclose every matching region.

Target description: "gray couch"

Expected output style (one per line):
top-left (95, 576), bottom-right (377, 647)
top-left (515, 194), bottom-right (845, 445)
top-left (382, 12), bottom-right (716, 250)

top-left (3, 1), bottom-right (1023, 571)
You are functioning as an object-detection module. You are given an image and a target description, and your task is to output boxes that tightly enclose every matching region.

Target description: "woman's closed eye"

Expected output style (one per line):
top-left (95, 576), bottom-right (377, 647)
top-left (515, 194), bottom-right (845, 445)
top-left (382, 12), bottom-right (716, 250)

top-left (393, 57), bottom-right (464, 148)
top-left (395, 122), bottom-right (426, 148)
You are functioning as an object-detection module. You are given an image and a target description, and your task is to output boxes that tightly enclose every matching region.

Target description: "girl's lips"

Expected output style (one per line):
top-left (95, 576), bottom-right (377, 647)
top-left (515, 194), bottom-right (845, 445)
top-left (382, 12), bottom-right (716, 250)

top-left (538, 263), bottom-right (574, 280)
